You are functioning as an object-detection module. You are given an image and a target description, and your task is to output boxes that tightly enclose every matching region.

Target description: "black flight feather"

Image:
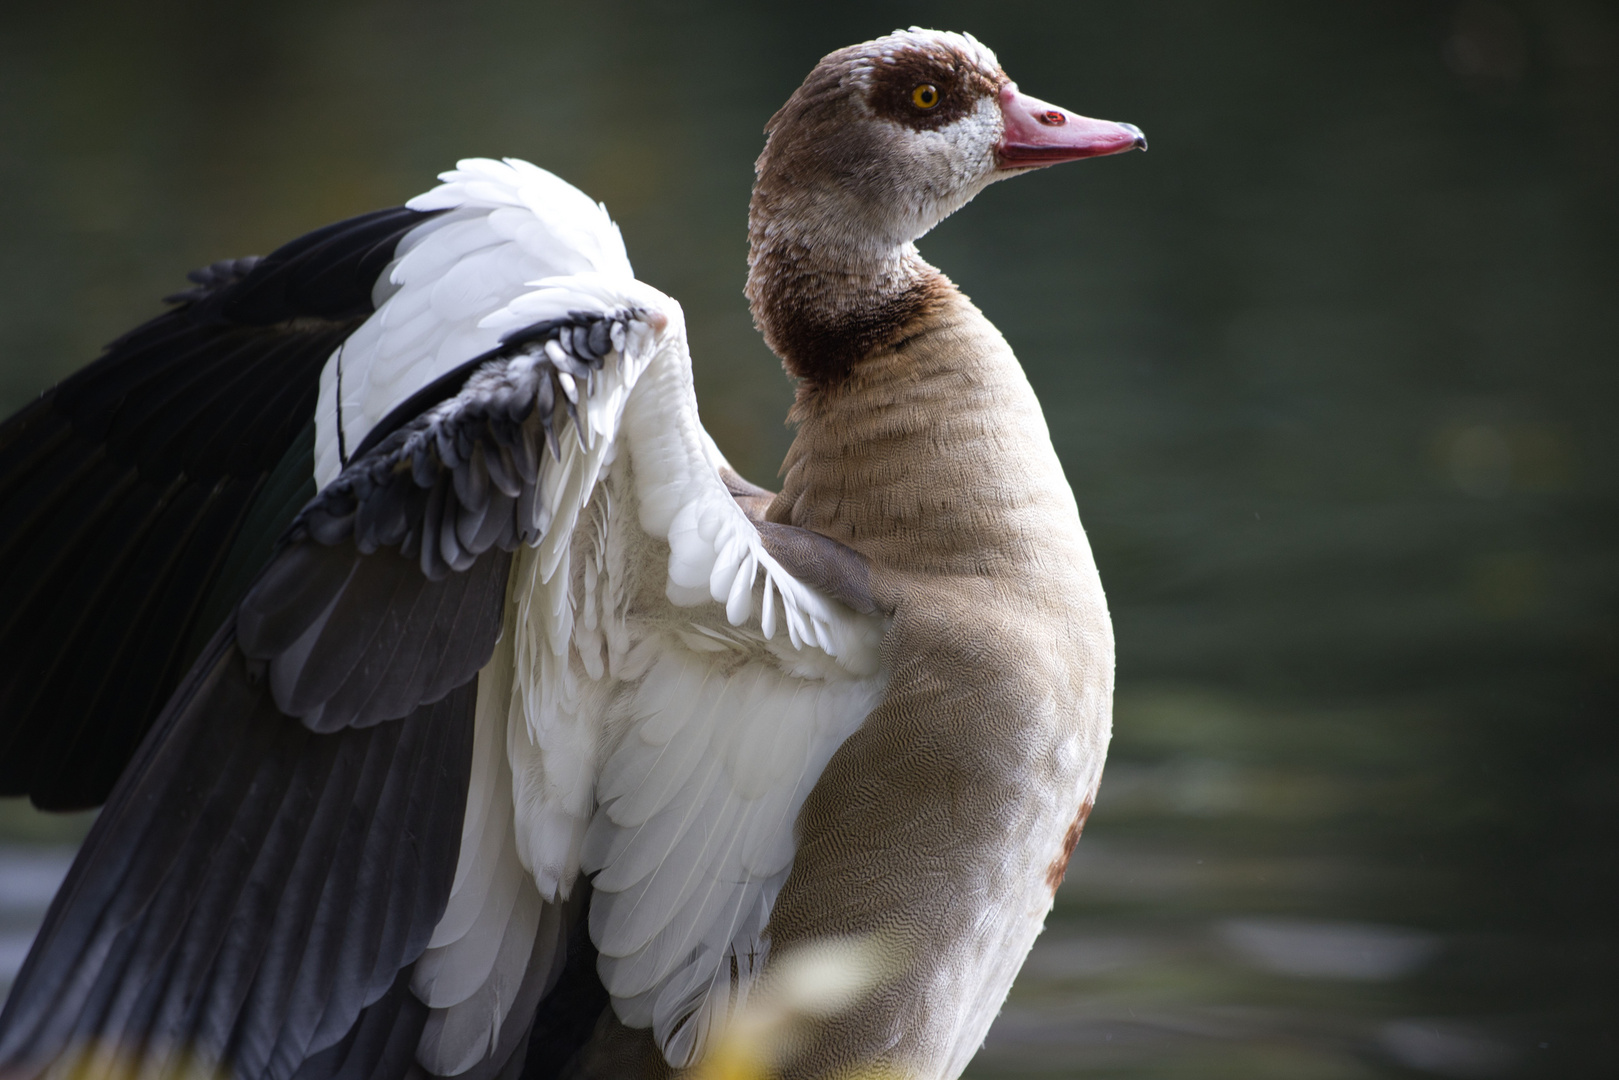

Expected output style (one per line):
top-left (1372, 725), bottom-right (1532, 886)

top-left (0, 625), bottom-right (475, 1080)
top-left (0, 205), bottom-right (439, 809)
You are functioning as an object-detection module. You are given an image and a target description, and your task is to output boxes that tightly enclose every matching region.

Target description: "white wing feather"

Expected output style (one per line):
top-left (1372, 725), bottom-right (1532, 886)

top-left (316, 159), bottom-right (887, 1073)
top-left (314, 157), bottom-right (633, 488)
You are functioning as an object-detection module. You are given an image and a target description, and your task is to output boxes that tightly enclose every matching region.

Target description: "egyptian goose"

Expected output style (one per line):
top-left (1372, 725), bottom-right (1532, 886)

top-left (0, 27), bottom-right (1141, 1080)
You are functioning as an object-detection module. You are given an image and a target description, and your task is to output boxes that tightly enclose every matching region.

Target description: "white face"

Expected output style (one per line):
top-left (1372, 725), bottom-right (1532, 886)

top-left (880, 92), bottom-right (1008, 238)
top-left (823, 30), bottom-right (1012, 247)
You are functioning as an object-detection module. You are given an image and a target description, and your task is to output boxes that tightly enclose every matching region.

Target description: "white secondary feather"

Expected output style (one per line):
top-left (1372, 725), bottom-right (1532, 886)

top-left (412, 594), bottom-right (560, 1076)
top-left (314, 160), bottom-right (887, 1073)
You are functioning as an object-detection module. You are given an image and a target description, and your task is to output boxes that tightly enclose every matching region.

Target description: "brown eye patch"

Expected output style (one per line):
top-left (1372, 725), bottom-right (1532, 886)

top-left (865, 45), bottom-right (1000, 131)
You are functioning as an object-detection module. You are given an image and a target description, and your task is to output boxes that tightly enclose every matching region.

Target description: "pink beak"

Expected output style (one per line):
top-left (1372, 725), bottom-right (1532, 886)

top-left (994, 84), bottom-right (1147, 169)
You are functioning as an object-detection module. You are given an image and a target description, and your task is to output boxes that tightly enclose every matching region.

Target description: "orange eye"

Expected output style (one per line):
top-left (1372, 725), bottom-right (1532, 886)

top-left (911, 83), bottom-right (940, 109)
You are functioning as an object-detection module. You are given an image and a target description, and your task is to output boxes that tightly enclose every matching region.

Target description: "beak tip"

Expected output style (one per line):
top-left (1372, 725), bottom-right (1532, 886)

top-left (1122, 123), bottom-right (1148, 151)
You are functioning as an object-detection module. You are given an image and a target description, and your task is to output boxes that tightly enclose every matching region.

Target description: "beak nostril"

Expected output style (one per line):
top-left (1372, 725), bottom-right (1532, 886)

top-left (996, 88), bottom-right (1144, 167)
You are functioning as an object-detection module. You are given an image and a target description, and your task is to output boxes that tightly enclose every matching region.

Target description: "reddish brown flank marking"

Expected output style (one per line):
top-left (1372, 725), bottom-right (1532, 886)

top-left (1045, 796), bottom-right (1094, 894)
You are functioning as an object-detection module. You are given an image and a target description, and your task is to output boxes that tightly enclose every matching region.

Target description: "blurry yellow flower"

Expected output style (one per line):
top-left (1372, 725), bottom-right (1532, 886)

top-left (689, 936), bottom-right (911, 1080)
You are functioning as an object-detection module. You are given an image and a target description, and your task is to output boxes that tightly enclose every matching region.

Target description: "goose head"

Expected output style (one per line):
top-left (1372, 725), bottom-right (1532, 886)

top-left (747, 28), bottom-right (1145, 383)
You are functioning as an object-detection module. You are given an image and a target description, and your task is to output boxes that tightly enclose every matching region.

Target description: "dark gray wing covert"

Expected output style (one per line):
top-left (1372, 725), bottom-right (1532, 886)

top-left (237, 310), bottom-right (634, 733)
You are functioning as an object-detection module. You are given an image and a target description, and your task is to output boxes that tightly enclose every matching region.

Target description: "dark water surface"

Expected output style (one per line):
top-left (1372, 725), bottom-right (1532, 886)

top-left (1, 2), bottom-right (1615, 1076)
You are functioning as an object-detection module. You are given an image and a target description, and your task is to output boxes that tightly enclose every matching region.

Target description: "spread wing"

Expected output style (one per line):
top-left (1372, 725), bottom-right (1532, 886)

top-left (308, 159), bottom-right (889, 1068)
top-left (0, 159), bottom-right (887, 1079)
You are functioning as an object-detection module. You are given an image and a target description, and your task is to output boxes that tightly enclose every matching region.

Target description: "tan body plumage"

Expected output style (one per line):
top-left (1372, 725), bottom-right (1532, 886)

top-left (768, 286), bottom-right (1114, 1077)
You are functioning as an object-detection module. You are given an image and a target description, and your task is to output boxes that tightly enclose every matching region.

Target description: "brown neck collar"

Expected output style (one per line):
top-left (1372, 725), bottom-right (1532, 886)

top-left (745, 193), bottom-right (953, 392)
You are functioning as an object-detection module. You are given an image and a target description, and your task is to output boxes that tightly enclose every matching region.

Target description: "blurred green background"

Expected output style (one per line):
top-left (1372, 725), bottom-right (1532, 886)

top-left (1, 1), bottom-right (1615, 1076)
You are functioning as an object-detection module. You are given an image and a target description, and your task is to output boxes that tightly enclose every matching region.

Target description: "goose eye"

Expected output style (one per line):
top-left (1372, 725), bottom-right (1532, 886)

top-left (911, 83), bottom-right (940, 109)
